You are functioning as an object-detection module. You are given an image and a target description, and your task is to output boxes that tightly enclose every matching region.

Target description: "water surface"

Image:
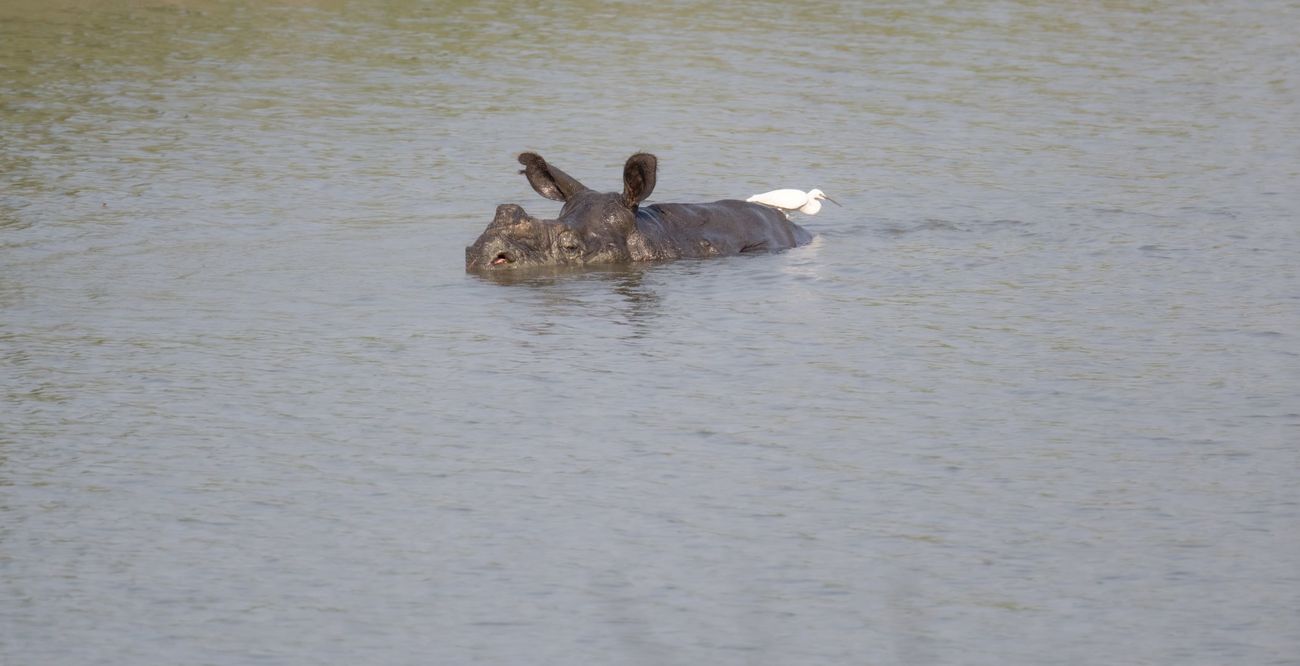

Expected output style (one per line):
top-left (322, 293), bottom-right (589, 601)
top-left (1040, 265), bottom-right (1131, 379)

top-left (3, 1), bottom-right (1298, 664)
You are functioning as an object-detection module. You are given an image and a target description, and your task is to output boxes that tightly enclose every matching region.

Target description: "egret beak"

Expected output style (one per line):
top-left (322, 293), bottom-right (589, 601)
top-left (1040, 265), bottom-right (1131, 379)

top-left (824, 195), bottom-right (842, 207)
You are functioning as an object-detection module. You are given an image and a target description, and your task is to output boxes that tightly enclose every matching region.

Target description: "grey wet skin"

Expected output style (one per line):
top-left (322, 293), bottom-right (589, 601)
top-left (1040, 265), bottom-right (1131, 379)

top-left (465, 153), bottom-right (814, 271)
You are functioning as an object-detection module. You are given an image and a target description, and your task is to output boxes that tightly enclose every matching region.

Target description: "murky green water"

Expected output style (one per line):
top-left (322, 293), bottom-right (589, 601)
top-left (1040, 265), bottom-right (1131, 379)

top-left (3, 2), bottom-right (1298, 664)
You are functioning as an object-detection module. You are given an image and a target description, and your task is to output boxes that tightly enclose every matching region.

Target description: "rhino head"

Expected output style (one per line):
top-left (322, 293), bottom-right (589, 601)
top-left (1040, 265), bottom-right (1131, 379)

top-left (466, 152), bottom-right (656, 271)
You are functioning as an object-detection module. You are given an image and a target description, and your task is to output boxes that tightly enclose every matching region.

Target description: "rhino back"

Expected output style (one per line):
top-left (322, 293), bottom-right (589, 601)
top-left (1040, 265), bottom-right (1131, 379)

top-left (631, 200), bottom-right (812, 260)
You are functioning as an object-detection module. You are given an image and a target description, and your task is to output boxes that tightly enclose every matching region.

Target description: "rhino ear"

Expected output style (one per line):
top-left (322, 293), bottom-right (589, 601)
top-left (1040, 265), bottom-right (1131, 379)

top-left (622, 153), bottom-right (657, 207)
top-left (518, 153), bottom-right (587, 202)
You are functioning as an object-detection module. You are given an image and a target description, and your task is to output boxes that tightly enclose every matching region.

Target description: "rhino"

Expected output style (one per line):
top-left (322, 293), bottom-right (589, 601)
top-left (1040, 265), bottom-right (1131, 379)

top-left (466, 153), bottom-right (813, 271)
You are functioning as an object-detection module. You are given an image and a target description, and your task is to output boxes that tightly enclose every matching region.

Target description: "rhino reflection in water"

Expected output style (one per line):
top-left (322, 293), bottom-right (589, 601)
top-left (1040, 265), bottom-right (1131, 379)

top-left (466, 153), bottom-right (813, 272)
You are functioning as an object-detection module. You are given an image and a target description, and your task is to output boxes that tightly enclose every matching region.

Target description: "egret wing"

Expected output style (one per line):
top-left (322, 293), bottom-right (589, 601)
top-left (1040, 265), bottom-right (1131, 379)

top-left (746, 189), bottom-right (810, 210)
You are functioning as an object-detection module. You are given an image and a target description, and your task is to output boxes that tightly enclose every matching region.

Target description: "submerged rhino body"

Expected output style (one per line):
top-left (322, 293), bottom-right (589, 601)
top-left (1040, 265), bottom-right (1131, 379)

top-left (466, 153), bottom-right (813, 272)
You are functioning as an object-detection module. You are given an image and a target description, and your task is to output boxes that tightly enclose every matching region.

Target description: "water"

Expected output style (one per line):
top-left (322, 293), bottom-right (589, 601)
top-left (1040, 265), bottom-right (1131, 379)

top-left (3, 1), bottom-right (1298, 664)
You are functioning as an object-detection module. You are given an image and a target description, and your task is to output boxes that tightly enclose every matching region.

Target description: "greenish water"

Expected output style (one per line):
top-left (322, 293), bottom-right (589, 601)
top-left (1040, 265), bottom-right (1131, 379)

top-left (3, 2), bottom-right (1298, 664)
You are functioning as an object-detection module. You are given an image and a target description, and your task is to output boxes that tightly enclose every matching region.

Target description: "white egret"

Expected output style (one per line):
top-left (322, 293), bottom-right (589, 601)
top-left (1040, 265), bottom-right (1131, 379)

top-left (746, 188), bottom-right (841, 216)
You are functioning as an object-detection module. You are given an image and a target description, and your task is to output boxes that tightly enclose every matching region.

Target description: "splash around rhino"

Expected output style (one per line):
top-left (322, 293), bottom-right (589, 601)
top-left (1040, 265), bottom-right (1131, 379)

top-left (465, 153), bottom-right (813, 272)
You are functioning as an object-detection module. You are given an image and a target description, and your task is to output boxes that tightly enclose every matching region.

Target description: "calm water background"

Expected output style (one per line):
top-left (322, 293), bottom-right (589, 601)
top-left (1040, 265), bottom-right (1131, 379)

top-left (3, 1), bottom-right (1298, 664)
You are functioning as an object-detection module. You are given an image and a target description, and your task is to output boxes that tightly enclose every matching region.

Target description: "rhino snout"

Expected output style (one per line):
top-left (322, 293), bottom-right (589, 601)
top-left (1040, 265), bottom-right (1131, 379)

top-left (467, 236), bottom-right (516, 270)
